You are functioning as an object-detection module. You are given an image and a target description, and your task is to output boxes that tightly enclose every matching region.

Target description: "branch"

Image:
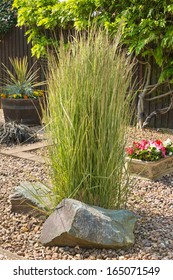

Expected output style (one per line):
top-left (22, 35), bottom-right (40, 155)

top-left (141, 63), bottom-right (151, 98)
top-left (137, 63), bottom-right (151, 129)
top-left (145, 83), bottom-right (160, 96)
top-left (145, 91), bottom-right (173, 101)
top-left (145, 84), bottom-right (159, 88)
top-left (137, 83), bottom-right (167, 96)
top-left (142, 97), bottom-right (173, 128)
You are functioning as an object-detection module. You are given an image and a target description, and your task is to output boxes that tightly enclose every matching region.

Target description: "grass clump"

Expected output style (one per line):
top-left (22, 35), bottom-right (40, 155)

top-left (45, 29), bottom-right (135, 210)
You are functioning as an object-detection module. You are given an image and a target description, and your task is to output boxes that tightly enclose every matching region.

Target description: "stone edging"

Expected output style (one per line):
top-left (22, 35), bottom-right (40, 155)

top-left (0, 247), bottom-right (25, 260)
top-left (0, 141), bottom-right (49, 163)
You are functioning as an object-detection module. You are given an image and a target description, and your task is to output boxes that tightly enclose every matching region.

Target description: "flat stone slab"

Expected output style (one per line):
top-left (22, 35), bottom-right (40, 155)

top-left (0, 247), bottom-right (25, 260)
top-left (0, 140), bottom-right (50, 163)
top-left (6, 151), bottom-right (45, 163)
top-left (40, 198), bottom-right (138, 249)
top-left (10, 181), bottom-right (53, 219)
top-left (0, 140), bottom-right (48, 154)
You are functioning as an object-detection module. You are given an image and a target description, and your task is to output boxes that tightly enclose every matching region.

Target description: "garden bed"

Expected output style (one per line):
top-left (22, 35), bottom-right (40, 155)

top-left (0, 109), bottom-right (173, 260)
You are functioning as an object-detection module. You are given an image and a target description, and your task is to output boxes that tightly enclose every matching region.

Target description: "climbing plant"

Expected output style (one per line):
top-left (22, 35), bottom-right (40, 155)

top-left (0, 0), bottom-right (17, 35)
top-left (13, 0), bottom-right (173, 127)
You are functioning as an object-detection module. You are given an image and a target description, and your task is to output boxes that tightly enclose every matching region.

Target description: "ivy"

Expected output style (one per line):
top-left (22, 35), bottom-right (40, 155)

top-left (0, 0), bottom-right (17, 35)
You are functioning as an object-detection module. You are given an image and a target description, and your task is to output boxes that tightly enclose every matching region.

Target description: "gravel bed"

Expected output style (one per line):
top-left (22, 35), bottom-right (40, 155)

top-left (0, 109), bottom-right (173, 260)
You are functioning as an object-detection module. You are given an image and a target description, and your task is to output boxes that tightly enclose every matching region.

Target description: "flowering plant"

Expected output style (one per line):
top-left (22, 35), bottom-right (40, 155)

top-left (1, 90), bottom-right (44, 100)
top-left (126, 139), bottom-right (173, 161)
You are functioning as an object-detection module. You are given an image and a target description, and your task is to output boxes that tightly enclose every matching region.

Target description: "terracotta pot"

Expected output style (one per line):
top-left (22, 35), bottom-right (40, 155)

top-left (126, 156), bottom-right (173, 180)
top-left (1, 97), bottom-right (45, 125)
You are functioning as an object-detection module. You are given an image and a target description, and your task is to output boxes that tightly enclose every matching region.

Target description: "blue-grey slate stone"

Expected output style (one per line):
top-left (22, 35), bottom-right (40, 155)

top-left (10, 181), bottom-right (52, 219)
top-left (40, 198), bottom-right (138, 249)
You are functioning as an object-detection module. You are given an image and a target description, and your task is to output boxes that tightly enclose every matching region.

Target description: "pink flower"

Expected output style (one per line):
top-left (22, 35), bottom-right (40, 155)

top-left (126, 138), bottom-right (172, 161)
top-left (139, 139), bottom-right (149, 150)
top-left (133, 142), bottom-right (140, 149)
top-left (161, 147), bottom-right (166, 157)
top-left (126, 147), bottom-right (134, 155)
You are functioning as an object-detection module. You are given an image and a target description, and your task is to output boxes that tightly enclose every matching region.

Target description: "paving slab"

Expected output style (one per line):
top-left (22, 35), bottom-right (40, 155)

top-left (8, 151), bottom-right (46, 163)
top-left (0, 247), bottom-right (25, 260)
top-left (0, 140), bottom-right (50, 163)
top-left (0, 140), bottom-right (49, 154)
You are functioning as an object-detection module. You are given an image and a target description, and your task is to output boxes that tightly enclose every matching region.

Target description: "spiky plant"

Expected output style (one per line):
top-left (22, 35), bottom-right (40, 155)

top-left (0, 122), bottom-right (38, 145)
top-left (44, 28), bottom-right (135, 210)
top-left (1, 56), bottom-right (45, 98)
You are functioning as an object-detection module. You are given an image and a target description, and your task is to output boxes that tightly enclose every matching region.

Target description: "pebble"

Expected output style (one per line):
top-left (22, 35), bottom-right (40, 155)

top-left (119, 256), bottom-right (126, 260)
top-left (52, 253), bottom-right (59, 259)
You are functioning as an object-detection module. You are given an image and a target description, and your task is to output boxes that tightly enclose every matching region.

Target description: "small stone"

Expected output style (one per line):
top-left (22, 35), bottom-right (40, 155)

top-left (118, 256), bottom-right (125, 260)
top-left (21, 226), bottom-right (29, 232)
top-left (89, 255), bottom-right (96, 260)
top-left (159, 243), bottom-right (166, 249)
top-left (83, 252), bottom-right (90, 258)
top-left (52, 253), bottom-right (59, 259)
top-left (62, 255), bottom-right (68, 260)
top-left (75, 254), bottom-right (81, 259)
top-left (18, 252), bottom-right (25, 256)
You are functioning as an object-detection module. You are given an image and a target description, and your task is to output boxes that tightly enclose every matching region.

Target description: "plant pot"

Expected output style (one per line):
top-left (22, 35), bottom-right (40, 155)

top-left (1, 97), bottom-right (44, 125)
top-left (126, 156), bottom-right (173, 180)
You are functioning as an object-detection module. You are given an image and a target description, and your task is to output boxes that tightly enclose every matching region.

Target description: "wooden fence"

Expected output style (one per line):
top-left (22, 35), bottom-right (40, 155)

top-left (1, 26), bottom-right (173, 129)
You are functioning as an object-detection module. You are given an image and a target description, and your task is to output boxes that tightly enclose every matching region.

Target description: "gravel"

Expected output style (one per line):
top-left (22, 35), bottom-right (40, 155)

top-left (0, 110), bottom-right (173, 260)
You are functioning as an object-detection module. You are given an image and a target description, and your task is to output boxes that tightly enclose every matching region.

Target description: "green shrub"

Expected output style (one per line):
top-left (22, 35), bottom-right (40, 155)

top-left (45, 29), bottom-right (135, 210)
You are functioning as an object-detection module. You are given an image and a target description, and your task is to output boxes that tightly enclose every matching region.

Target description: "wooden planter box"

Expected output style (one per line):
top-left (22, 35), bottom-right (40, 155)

top-left (126, 156), bottom-right (173, 180)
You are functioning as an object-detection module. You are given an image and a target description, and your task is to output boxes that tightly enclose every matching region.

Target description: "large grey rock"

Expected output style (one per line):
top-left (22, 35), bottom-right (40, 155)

top-left (40, 198), bottom-right (138, 249)
top-left (10, 181), bottom-right (53, 219)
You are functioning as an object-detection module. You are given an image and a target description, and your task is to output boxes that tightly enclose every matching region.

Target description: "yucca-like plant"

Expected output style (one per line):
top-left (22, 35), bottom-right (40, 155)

top-left (1, 56), bottom-right (45, 98)
top-left (45, 29), bottom-right (135, 210)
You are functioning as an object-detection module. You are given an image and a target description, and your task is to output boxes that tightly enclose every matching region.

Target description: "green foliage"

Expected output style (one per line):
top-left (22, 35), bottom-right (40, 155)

top-left (44, 29), bottom-right (135, 209)
top-left (13, 0), bottom-right (70, 57)
top-left (13, 0), bottom-right (173, 82)
top-left (0, 0), bottom-right (17, 35)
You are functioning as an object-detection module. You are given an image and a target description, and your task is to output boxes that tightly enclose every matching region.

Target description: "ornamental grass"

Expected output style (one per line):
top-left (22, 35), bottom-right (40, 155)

top-left (44, 29), bottom-right (135, 210)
